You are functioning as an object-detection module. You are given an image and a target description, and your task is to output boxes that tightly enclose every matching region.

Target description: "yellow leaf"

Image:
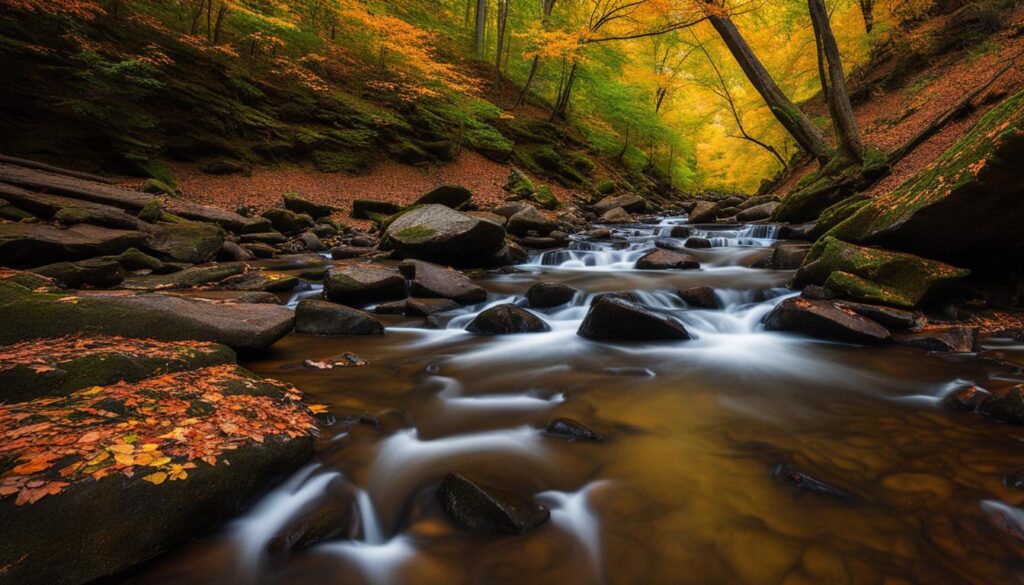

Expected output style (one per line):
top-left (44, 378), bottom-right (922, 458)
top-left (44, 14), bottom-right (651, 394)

top-left (114, 453), bottom-right (135, 466)
top-left (86, 451), bottom-right (110, 466)
top-left (108, 443), bottom-right (134, 455)
top-left (150, 456), bottom-right (171, 467)
top-left (309, 404), bottom-right (329, 414)
top-left (142, 472), bottom-right (167, 485)
top-left (79, 386), bottom-right (105, 396)
top-left (141, 443), bottom-right (159, 452)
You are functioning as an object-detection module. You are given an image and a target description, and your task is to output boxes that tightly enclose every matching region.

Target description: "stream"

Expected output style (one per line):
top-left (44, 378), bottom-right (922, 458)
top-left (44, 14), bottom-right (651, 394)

top-left (120, 218), bottom-right (1024, 584)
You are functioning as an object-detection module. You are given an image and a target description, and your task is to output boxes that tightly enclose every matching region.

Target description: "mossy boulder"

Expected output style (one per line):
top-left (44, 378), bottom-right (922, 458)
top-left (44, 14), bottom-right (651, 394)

top-left (143, 222), bottom-right (225, 264)
top-left (797, 237), bottom-right (969, 307)
top-left (808, 194), bottom-right (871, 240)
top-left (322, 265), bottom-right (407, 306)
top-left (504, 169), bottom-right (536, 198)
top-left (530, 186), bottom-right (559, 210)
top-left (385, 204), bottom-right (507, 266)
top-left (115, 247), bottom-right (165, 272)
top-left (31, 258), bottom-right (123, 289)
top-left (261, 208), bottom-right (315, 235)
top-left (137, 199), bottom-right (164, 223)
top-left (817, 88), bottom-right (1024, 266)
top-left (351, 199), bottom-right (403, 220)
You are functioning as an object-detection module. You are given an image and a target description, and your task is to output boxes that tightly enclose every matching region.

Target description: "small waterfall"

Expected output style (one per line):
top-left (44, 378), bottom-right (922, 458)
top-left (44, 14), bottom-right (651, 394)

top-left (355, 490), bottom-right (384, 544)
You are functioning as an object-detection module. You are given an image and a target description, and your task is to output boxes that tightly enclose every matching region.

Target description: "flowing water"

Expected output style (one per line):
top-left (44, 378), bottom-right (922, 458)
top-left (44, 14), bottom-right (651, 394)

top-left (121, 218), bottom-right (1024, 585)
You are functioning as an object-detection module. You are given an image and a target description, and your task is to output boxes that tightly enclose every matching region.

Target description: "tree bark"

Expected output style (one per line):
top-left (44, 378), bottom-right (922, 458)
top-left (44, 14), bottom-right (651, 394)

top-left (704, 5), bottom-right (832, 165)
top-left (213, 3), bottom-right (228, 44)
top-left (514, 0), bottom-right (558, 109)
top-left (474, 0), bottom-right (489, 58)
top-left (808, 0), bottom-right (865, 164)
top-left (858, 0), bottom-right (875, 34)
top-left (551, 61), bottom-right (578, 120)
top-left (494, 0), bottom-right (509, 96)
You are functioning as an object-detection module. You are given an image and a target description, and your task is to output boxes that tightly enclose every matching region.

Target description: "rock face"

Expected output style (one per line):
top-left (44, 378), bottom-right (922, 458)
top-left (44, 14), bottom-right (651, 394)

top-left (399, 260), bottom-right (487, 305)
top-left (526, 282), bottom-right (577, 308)
top-left (507, 205), bottom-right (557, 236)
top-left (323, 265), bottom-right (407, 306)
top-left (143, 222), bottom-right (225, 264)
top-left (0, 223), bottom-right (145, 267)
top-left (798, 237), bottom-right (969, 308)
top-left (635, 249), bottom-right (700, 270)
top-left (578, 296), bottom-right (691, 341)
top-left (688, 201), bottom-right (719, 224)
top-left (385, 205), bottom-right (507, 266)
top-left (0, 337), bottom-right (315, 585)
top-left (813, 88), bottom-right (1024, 267)
top-left (414, 185), bottom-right (473, 209)
top-left (295, 300), bottom-right (384, 336)
top-left (437, 473), bottom-right (550, 534)
top-left (763, 297), bottom-right (891, 345)
top-left (601, 207), bottom-right (634, 224)
top-left (465, 304), bottom-right (550, 334)
top-left (594, 194), bottom-right (645, 214)
top-left (0, 281), bottom-right (294, 350)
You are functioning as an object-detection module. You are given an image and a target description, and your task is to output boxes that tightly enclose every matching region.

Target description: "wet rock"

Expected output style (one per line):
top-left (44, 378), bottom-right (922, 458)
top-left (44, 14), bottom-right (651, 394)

top-left (330, 245), bottom-right (375, 260)
top-left (519, 236), bottom-right (560, 249)
top-left (240, 232), bottom-right (287, 245)
top-left (405, 298), bottom-right (461, 316)
top-left (295, 300), bottom-right (384, 336)
top-left (466, 304), bottom-right (550, 334)
top-left (736, 202), bottom-right (780, 222)
top-left (233, 292), bottom-right (281, 304)
top-left (437, 473), bottom-right (550, 534)
top-left (385, 204), bottom-right (507, 266)
top-left (0, 223), bottom-right (145, 268)
top-left (221, 271), bottom-right (300, 293)
top-left (669, 225), bottom-right (691, 238)
top-left (772, 464), bottom-right (850, 499)
top-left (895, 326), bottom-right (978, 353)
top-left (121, 263), bottom-right (245, 291)
top-left (585, 227), bottom-right (612, 238)
top-left (593, 194), bottom-right (645, 214)
top-left (142, 222), bottom-right (226, 264)
top-left (653, 238), bottom-right (688, 252)
top-left (526, 282), bottom-right (577, 308)
top-left (115, 248), bottom-right (165, 272)
top-left (467, 211), bottom-right (506, 226)
top-left (687, 201), bottom-right (719, 224)
top-left (635, 249), bottom-right (700, 270)
top-left (545, 418), bottom-right (603, 442)
top-left (323, 265), bottom-right (407, 306)
top-left (1004, 470), bottom-right (1024, 489)
top-left (763, 297), bottom-right (891, 345)
top-left (763, 245), bottom-right (810, 270)
top-left (578, 296), bottom-right (692, 341)
top-left (493, 202), bottom-right (531, 219)
top-left (833, 300), bottom-right (926, 332)
top-left (796, 237), bottom-right (970, 308)
top-left (601, 207), bottom-right (635, 224)
top-left (399, 260), bottom-right (487, 305)
top-left (267, 483), bottom-right (356, 554)
top-left (0, 281), bottom-right (294, 350)
top-left (979, 386), bottom-right (1024, 425)
top-left (283, 193), bottom-right (336, 219)
top-left (684, 236), bottom-right (712, 249)
top-left (219, 241), bottom-right (253, 262)
top-left (349, 236), bottom-right (377, 248)
top-left (242, 243), bottom-right (276, 259)
top-left (351, 199), bottom-right (403, 220)
top-left (0, 199), bottom-right (33, 221)
top-left (32, 257), bottom-right (123, 289)
top-left (942, 384), bottom-right (989, 412)
top-left (298, 232), bottom-right (326, 252)
top-left (801, 284), bottom-right (835, 300)
top-left (414, 184), bottom-right (473, 209)
top-left (262, 208), bottom-right (316, 235)
top-left (507, 205), bottom-right (556, 237)
top-left (678, 286), bottom-right (719, 309)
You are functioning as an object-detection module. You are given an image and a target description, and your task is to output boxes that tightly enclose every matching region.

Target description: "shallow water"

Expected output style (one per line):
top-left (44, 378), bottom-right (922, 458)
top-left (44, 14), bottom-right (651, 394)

top-left (120, 219), bottom-right (1024, 585)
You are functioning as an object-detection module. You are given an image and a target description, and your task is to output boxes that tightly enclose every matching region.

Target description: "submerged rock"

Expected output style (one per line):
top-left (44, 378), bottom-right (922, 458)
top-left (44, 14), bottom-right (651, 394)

top-left (762, 297), bottom-right (890, 345)
top-left (943, 384), bottom-right (989, 412)
top-left (295, 300), bottom-right (384, 336)
top-left (385, 204), bottom-right (507, 266)
top-left (545, 418), bottom-right (603, 442)
top-left (979, 386), bottom-right (1024, 425)
top-left (635, 249), bottom-right (700, 270)
top-left (578, 296), bottom-right (691, 341)
top-left (526, 282), bottom-right (577, 308)
top-left (437, 473), bottom-right (550, 534)
top-left (466, 304), bottom-right (550, 335)
top-left (772, 464), bottom-right (851, 499)
top-left (323, 265), bottom-right (407, 306)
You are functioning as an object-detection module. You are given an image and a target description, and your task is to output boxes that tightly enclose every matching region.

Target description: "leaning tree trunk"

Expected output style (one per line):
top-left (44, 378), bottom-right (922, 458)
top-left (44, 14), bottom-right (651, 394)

top-left (515, 0), bottom-right (558, 109)
top-left (705, 8), bottom-right (833, 165)
top-left (808, 0), bottom-right (865, 165)
top-left (474, 0), bottom-right (489, 58)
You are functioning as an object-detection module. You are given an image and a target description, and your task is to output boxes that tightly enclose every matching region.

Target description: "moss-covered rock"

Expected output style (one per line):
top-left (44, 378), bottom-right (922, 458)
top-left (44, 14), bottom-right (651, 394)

top-left (261, 208), bottom-right (315, 235)
top-left (817, 89), bottom-right (1024, 266)
top-left (504, 168), bottom-right (536, 198)
top-left (808, 194), bottom-right (871, 240)
top-left (351, 199), bottom-right (403, 220)
top-left (385, 204), bottom-right (507, 266)
top-left (283, 193), bottom-right (336, 219)
top-left (797, 237), bottom-right (969, 307)
top-left (143, 221), bottom-right (225, 264)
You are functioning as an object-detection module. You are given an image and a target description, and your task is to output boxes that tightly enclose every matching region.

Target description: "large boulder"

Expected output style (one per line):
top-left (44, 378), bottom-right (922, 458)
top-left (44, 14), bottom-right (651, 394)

top-left (414, 185), bottom-right (473, 209)
top-left (635, 249), bottom-right (700, 270)
top-left (507, 205), bottom-right (557, 237)
top-left (736, 202), bottom-right (780, 222)
top-left (814, 88), bottom-right (1024, 267)
top-left (526, 282), bottom-right (577, 308)
top-left (143, 221), bottom-right (225, 264)
top-left (0, 223), bottom-right (145, 268)
top-left (0, 344), bottom-right (314, 585)
top-left (577, 296), bottom-right (691, 341)
top-left (466, 304), bottom-right (550, 334)
top-left (437, 473), bottom-right (549, 534)
top-left (323, 265), bottom-right (407, 306)
top-left (261, 208), bottom-right (315, 235)
top-left (678, 286), bottom-right (718, 309)
top-left (0, 281), bottom-right (294, 350)
top-left (385, 205), bottom-right (506, 266)
top-left (763, 297), bottom-right (891, 345)
top-left (295, 300), bottom-right (384, 336)
top-left (600, 207), bottom-right (635, 224)
top-left (687, 201), bottom-right (719, 224)
top-left (593, 194), bottom-right (645, 214)
top-left (399, 260), bottom-right (487, 305)
top-left (798, 237), bottom-right (969, 308)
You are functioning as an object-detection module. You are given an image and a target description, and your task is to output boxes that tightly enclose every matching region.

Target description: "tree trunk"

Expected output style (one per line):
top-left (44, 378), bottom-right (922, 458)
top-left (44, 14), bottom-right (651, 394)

top-left (494, 0), bottom-right (509, 97)
top-left (474, 0), bottom-right (489, 58)
top-left (705, 7), bottom-right (833, 165)
top-left (190, 0), bottom-right (205, 36)
top-left (618, 123), bottom-right (631, 159)
top-left (551, 61), bottom-right (578, 120)
top-left (808, 0), bottom-right (865, 164)
top-left (514, 0), bottom-right (558, 109)
top-left (213, 3), bottom-right (227, 44)
top-left (858, 0), bottom-right (875, 34)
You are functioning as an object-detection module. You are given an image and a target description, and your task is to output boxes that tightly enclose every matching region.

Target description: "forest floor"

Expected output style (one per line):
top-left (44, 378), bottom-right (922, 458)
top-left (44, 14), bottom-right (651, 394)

top-left (777, 6), bottom-right (1024, 197)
